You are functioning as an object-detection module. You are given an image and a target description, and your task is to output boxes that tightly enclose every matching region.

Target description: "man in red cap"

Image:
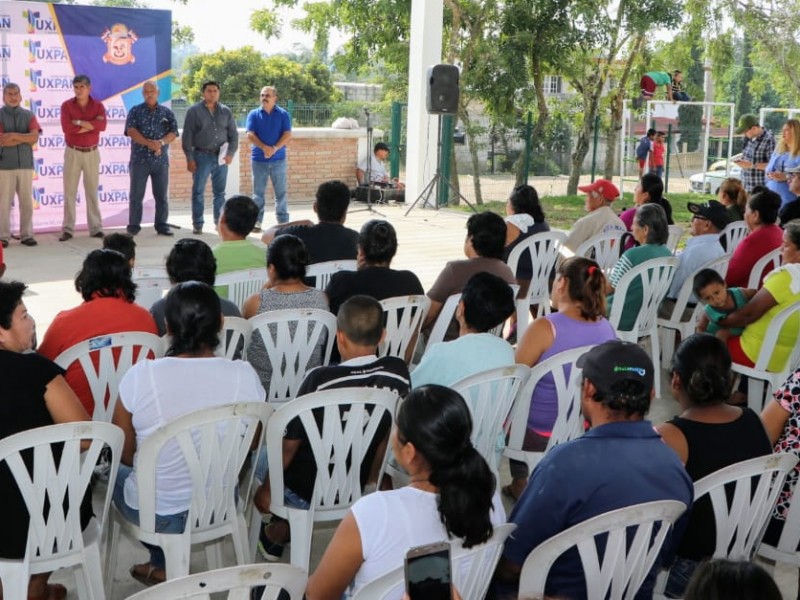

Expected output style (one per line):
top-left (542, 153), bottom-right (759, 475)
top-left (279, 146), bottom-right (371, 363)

top-left (564, 178), bottom-right (626, 253)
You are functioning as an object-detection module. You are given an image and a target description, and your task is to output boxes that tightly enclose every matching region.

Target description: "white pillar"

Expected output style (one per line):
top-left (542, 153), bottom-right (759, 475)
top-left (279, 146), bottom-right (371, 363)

top-left (406, 0), bottom-right (443, 204)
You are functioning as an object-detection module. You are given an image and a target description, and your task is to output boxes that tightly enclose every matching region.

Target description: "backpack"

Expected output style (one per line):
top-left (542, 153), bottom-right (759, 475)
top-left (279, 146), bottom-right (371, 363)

top-left (635, 136), bottom-right (650, 161)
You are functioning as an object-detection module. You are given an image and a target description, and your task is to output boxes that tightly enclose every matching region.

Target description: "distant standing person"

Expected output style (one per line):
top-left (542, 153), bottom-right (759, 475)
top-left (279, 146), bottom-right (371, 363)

top-left (734, 114), bottom-right (776, 194)
top-left (124, 80), bottom-right (179, 237)
top-left (649, 131), bottom-right (666, 179)
top-left (246, 86), bottom-right (292, 230)
top-left (59, 74), bottom-right (106, 241)
top-left (181, 81), bottom-right (238, 235)
top-left (0, 82), bottom-right (40, 248)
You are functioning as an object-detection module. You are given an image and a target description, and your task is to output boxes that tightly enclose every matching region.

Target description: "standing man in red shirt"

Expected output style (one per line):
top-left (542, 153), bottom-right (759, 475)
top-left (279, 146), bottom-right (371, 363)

top-left (59, 74), bottom-right (106, 241)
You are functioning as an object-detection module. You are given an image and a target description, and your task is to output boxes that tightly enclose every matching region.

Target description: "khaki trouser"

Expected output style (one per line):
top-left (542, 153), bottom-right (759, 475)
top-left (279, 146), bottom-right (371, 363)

top-left (0, 169), bottom-right (34, 241)
top-left (62, 146), bottom-right (103, 235)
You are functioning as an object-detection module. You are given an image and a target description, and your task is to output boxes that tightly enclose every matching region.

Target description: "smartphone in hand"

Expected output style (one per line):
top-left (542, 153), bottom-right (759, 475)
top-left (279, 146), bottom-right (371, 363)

top-left (404, 541), bottom-right (452, 600)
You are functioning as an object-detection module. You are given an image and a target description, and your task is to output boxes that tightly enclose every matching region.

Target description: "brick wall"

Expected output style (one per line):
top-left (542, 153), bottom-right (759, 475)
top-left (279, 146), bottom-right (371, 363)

top-left (168, 129), bottom-right (362, 208)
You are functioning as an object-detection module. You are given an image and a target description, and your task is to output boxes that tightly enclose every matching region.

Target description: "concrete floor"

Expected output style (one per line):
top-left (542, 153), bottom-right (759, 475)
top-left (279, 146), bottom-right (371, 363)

top-left (5, 200), bottom-right (796, 598)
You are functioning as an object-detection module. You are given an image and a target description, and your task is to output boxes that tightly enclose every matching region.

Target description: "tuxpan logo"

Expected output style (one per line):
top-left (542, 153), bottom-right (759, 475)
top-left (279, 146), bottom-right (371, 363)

top-left (100, 135), bottom-right (130, 148)
top-left (98, 185), bottom-right (129, 204)
top-left (24, 39), bottom-right (68, 63)
top-left (613, 365), bottom-right (647, 377)
top-left (37, 134), bottom-right (65, 149)
top-left (106, 107), bottom-right (128, 120)
top-left (23, 10), bottom-right (56, 33)
top-left (0, 15), bottom-right (11, 31)
top-left (32, 187), bottom-right (66, 207)
top-left (100, 162), bottom-right (129, 176)
top-left (34, 158), bottom-right (63, 178)
top-left (27, 70), bottom-right (73, 92)
top-left (28, 99), bottom-right (61, 121)
top-left (0, 45), bottom-right (10, 60)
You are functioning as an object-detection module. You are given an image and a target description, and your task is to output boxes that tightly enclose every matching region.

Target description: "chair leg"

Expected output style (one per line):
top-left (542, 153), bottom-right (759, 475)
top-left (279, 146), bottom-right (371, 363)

top-left (650, 333), bottom-right (662, 399)
top-left (659, 328), bottom-right (675, 370)
top-left (516, 299), bottom-right (530, 335)
top-left (80, 543), bottom-right (106, 600)
top-left (0, 563), bottom-right (29, 600)
top-left (205, 539), bottom-right (225, 571)
top-left (231, 515), bottom-right (250, 565)
top-left (103, 515), bottom-right (121, 598)
top-left (747, 379), bottom-right (766, 413)
top-left (248, 507), bottom-right (265, 562)
top-left (286, 508), bottom-right (315, 573)
top-left (160, 534), bottom-right (192, 581)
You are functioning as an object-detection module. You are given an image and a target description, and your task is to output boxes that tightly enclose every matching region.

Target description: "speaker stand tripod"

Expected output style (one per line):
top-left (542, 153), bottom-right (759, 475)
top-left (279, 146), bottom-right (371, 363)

top-left (405, 114), bottom-right (476, 216)
top-left (350, 107), bottom-right (385, 217)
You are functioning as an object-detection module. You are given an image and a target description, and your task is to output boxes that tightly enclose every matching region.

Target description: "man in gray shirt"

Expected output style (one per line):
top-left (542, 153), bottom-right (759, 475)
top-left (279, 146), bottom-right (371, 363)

top-left (181, 80), bottom-right (238, 234)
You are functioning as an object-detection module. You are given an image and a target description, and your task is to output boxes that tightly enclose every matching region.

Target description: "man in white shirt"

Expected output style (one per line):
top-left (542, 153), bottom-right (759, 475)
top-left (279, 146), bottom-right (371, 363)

top-left (563, 178), bottom-right (626, 254)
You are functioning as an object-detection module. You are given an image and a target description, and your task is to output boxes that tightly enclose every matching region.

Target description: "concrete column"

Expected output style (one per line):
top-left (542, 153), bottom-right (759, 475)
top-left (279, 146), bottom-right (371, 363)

top-left (405, 0), bottom-right (443, 205)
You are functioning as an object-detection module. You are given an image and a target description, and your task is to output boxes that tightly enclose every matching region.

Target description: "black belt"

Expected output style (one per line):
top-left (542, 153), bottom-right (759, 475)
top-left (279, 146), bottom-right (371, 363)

top-left (67, 144), bottom-right (97, 153)
top-left (194, 147), bottom-right (220, 155)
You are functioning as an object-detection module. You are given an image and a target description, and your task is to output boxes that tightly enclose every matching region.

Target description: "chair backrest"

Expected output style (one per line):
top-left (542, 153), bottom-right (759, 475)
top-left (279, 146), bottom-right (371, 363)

top-left (757, 462), bottom-right (800, 565)
top-left (518, 500), bottom-right (687, 600)
top-left (693, 453), bottom-right (798, 561)
top-left (664, 253), bottom-right (731, 328)
top-left (377, 295), bottom-right (430, 361)
top-left (450, 365), bottom-right (530, 472)
top-left (217, 316), bottom-right (253, 361)
top-left (507, 231), bottom-right (566, 315)
top-left (125, 563), bottom-right (308, 600)
top-left (0, 422), bottom-right (123, 564)
top-left (747, 247), bottom-right (783, 289)
top-left (135, 402), bottom-right (272, 535)
top-left (667, 224), bottom-right (685, 253)
top-left (266, 387), bottom-right (399, 521)
top-left (133, 266), bottom-right (171, 309)
top-left (575, 231), bottom-right (624, 274)
top-left (248, 308), bottom-right (337, 402)
top-left (722, 221), bottom-right (750, 253)
top-left (607, 256), bottom-right (678, 335)
top-left (749, 297), bottom-right (800, 372)
top-left (306, 260), bottom-right (358, 291)
top-left (352, 523), bottom-right (517, 600)
top-left (506, 346), bottom-right (592, 464)
top-left (425, 293), bottom-right (461, 351)
top-left (215, 268), bottom-right (267, 310)
top-left (54, 332), bottom-right (165, 422)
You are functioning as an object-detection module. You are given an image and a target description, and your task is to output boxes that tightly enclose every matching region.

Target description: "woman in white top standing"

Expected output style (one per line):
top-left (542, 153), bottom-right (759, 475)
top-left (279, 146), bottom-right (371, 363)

top-left (113, 281), bottom-right (265, 586)
top-left (306, 384), bottom-right (505, 599)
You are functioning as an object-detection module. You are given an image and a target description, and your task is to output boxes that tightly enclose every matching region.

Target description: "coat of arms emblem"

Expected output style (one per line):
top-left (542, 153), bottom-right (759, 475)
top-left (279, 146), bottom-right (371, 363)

top-left (101, 23), bottom-right (138, 65)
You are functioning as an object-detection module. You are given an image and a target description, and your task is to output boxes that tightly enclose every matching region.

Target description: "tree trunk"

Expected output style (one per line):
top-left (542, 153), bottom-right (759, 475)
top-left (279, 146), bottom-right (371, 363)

top-left (461, 110), bottom-right (484, 205)
top-left (604, 34), bottom-right (644, 179)
top-left (516, 55), bottom-right (551, 185)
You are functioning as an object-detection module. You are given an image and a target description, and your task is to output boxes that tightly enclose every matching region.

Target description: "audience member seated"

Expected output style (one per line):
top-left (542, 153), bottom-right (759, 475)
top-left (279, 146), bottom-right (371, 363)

top-left (718, 177), bottom-right (747, 223)
top-left (261, 180), bottom-right (358, 264)
top-left (252, 295), bottom-right (411, 561)
top-left (494, 340), bottom-right (693, 600)
top-left (103, 232), bottom-right (136, 268)
top-left (422, 211), bottom-right (515, 342)
top-left (714, 220), bottom-right (800, 381)
top-left (683, 559), bottom-right (782, 600)
top-left (243, 235), bottom-right (328, 391)
top-left (502, 184), bottom-right (550, 287)
top-left (779, 165), bottom-right (800, 225)
top-left (113, 282), bottom-right (265, 587)
top-left (150, 238), bottom-right (241, 336)
top-left (505, 256), bottom-right (617, 501)
top-left (213, 195), bottom-right (266, 276)
top-left (306, 385), bottom-right (504, 599)
top-left (356, 141), bottom-right (405, 202)
top-left (325, 219), bottom-right (423, 315)
top-left (620, 173), bottom-right (674, 247)
top-left (660, 200), bottom-right (728, 318)
top-left (694, 269), bottom-right (754, 336)
top-left (607, 204), bottom-right (672, 332)
top-left (656, 334), bottom-right (771, 596)
top-left (412, 272), bottom-right (515, 388)
top-left (38, 249), bottom-right (159, 416)
top-left (563, 178), bottom-right (626, 255)
top-left (0, 280), bottom-right (90, 600)
top-left (725, 187), bottom-right (783, 288)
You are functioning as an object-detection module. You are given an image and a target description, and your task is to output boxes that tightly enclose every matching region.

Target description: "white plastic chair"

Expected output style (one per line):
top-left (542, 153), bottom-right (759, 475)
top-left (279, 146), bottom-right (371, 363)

top-left (657, 253), bottom-right (730, 368)
top-left (504, 346), bottom-right (592, 473)
top-left (352, 523), bottom-right (517, 600)
top-left (217, 316), bottom-right (252, 361)
top-left (518, 500), bottom-right (687, 600)
top-left (125, 563), bottom-right (307, 600)
top-left (731, 298), bottom-right (800, 412)
top-left (54, 332), bottom-right (165, 422)
top-left (608, 256), bottom-right (678, 398)
top-left (756, 460), bottom-right (800, 573)
top-left (247, 308), bottom-right (337, 403)
top-left (265, 387), bottom-right (400, 572)
top-left (450, 365), bottom-right (530, 473)
top-left (721, 221), bottom-right (750, 253)
top-left (575, 231), bottom-right (624, 274)
top-left (506, 231), bottom-right (567, 333)
top-left (667, 224), bottom-right (685, 254)
top-left (104, 402), bottom-right (272, 594)
top-left (0, 422), bottom-right (123, 600)
top-left (378, 295), bottom-right (430, 363)
top-left (747, 247), bottom-right (782, 289)
top-left (216, 268), bottom-right (267, 310)
top-left (306, 259), bottom-right (358, 290)
top-left (133, 266), bottom-right (171, 309)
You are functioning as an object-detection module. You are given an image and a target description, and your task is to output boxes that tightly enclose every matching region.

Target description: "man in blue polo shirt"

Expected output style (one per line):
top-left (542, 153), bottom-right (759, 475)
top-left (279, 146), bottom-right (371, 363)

top-left (246, 86), bottom-right (292, 230)
top-left (494, 340), bottom-right (693, 600)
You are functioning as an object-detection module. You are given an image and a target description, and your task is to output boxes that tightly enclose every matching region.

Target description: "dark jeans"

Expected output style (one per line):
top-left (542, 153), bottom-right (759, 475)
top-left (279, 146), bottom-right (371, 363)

top-left (191, 151), bottom-right (228, 228)
top-left (128, 161), bottom-right (170, 233)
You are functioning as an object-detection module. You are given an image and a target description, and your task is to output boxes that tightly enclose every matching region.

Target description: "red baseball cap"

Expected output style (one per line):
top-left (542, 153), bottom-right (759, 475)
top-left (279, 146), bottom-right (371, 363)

top-left (577, 178), bottom-right (620, 202)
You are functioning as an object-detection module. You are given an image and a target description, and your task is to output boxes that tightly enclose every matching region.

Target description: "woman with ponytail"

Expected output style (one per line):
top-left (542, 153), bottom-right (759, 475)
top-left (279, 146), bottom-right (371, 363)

top-left (113, 281), bottom-right (265, 586)
top-left (306, 385), bottom-right (504, 599)
top-left (656, 334), bottom-right (771, 597)
top-left (505, 256), bottom-right (617, 501)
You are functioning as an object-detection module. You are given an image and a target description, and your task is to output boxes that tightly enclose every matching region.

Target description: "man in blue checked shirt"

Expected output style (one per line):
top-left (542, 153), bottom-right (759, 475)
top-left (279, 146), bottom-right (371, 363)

top-left (735, 113), bottom-right (776, 194)
top-left (246, 86), bottom-right (292, 230)
top-left (124, 80), bottom-right (178, 236)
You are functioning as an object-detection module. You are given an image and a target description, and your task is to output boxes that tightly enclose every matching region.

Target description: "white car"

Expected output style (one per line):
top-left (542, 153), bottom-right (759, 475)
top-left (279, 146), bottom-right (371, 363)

top-left (689, 154), bottom-right (742, 194)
